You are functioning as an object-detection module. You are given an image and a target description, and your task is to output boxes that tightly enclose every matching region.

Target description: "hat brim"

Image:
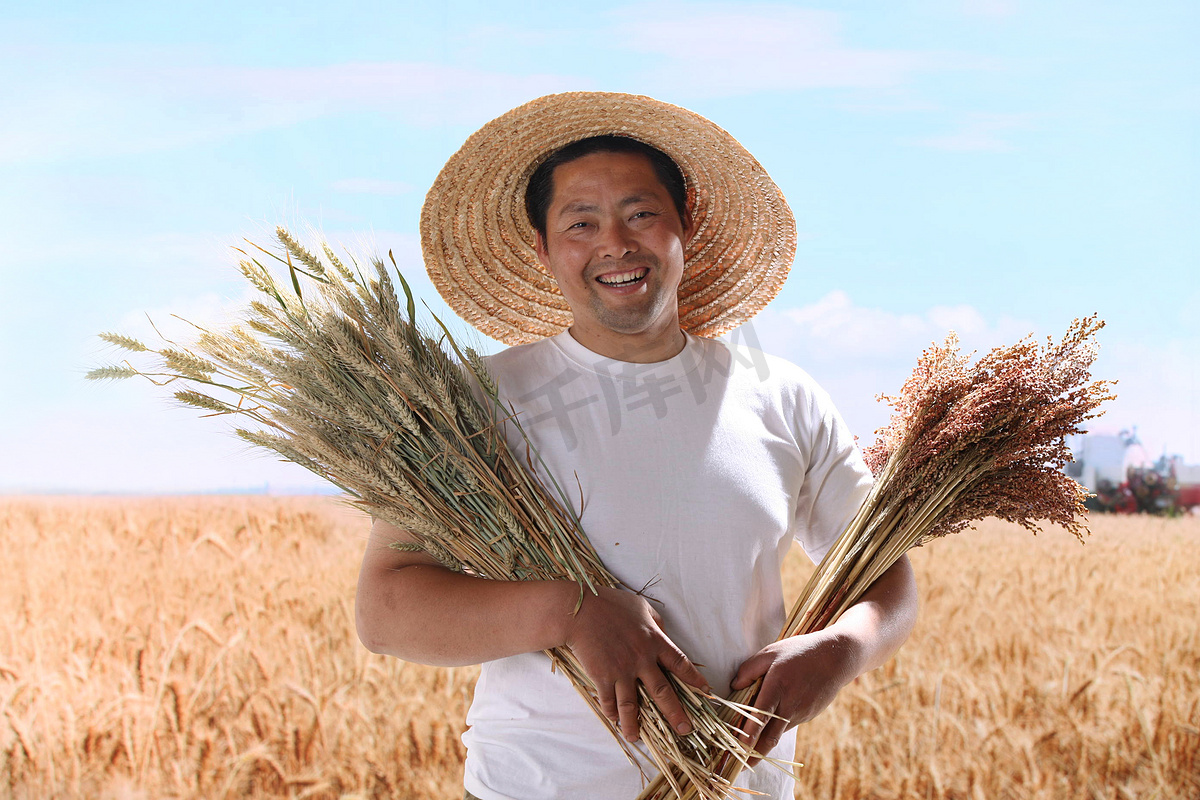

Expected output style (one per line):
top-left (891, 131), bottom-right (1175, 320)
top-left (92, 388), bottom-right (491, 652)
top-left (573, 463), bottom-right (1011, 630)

top-left (420, 91), bottom-right (796, 345)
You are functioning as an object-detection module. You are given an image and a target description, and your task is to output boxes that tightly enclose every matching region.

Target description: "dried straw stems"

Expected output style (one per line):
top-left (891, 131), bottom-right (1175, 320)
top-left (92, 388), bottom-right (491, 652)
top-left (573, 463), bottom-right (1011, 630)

top-left (88, 228), bottom-right (766, 799)
top-left (638, 317), bottom-right (1115, 799)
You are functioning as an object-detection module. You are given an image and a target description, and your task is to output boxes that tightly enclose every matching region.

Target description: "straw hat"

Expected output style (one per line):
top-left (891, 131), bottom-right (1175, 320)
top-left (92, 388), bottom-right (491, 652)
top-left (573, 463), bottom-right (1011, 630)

top-left (419, 91), bottom-right (796, 345)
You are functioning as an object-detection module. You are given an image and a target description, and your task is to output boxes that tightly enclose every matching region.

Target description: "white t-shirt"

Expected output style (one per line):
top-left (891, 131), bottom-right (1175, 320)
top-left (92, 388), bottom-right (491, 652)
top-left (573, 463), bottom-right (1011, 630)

top-left (463, 330), bottom-right (871, 800)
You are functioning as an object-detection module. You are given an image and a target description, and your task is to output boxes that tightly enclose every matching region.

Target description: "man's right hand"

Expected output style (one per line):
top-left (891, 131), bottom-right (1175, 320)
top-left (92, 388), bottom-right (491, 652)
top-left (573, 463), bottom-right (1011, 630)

top-left (358, 519), bottom-right (709, 743)
top-left (562, 585), bottom-right (710, 743)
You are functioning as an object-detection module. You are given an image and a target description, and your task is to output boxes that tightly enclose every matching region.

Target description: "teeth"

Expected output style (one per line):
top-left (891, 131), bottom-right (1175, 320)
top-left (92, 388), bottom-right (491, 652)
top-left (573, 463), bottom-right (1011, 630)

top-left (597, 268), bottom-right (648, 286)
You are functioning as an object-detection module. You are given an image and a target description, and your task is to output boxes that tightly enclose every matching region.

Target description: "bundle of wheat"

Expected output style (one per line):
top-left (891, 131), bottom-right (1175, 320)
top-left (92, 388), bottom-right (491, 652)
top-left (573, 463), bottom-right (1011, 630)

top-left (88, 228), bottom-right (773, 800)
top-left (637, 317), bottom-right (1115, 799)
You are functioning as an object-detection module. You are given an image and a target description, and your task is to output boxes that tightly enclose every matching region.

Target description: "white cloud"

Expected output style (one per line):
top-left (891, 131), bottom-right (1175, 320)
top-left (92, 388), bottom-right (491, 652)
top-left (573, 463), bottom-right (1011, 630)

top-left (620, 4), bottom-right (929, 96)
top-left (14, 227), bottom-right (499, 493)
top-left (913, 112), bottom-right (1035, 152)
top-left (94, 227), bottom-right (484, 347)
top-left (110, 287), bottom-right (259, 348)
top-left (733, 292), bottom-right (1200, 464)
top-left (1089, 338), bottom-right (1200, 464)
top-left (0, 55), bottom-right (582, 164)
top-left (755, 289), bottom-right (1033, 363)
top-left (1, 9), bottom-right (998, 166)
top-left (2, 230), bottom-right (240, 284)
top-left (727, 291), bottom-right (1035, 442)
top-left (0, 389), bottom-right (336, 494)
top-left (170, 61), bottom-right (581, 125)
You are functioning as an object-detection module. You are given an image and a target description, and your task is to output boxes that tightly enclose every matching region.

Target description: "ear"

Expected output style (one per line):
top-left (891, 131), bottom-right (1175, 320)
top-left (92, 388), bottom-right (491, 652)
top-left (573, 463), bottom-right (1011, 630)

top-left (682, 209), bottom-right (699, 243)
top-left (534, 231), bottom-right (551, 267)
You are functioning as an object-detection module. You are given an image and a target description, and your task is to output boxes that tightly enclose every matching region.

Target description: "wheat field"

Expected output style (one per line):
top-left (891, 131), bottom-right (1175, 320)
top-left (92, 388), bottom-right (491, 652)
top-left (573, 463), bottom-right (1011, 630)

top-left (1, 496), bottom-right (1196, 799)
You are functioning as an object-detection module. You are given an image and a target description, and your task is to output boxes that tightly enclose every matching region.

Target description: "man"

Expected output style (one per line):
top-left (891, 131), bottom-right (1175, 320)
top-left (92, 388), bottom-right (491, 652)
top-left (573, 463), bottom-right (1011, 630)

top-left (356, 92), bottom-right (918, 800)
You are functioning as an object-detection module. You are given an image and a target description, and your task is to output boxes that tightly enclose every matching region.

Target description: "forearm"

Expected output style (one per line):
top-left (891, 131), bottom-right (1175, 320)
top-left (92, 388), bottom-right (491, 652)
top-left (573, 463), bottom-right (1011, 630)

top-left (826, 554), bottom-right (919, 677)
top-left (356, 549), bottom-right (581, 667)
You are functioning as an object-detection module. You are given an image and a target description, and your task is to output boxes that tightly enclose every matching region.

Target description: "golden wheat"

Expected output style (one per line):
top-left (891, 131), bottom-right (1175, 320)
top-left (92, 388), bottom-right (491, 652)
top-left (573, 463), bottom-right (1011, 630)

top-left (788, 514), bottom-right (1200, 799)
top-left (2, 498), bottom-right (1197, 799)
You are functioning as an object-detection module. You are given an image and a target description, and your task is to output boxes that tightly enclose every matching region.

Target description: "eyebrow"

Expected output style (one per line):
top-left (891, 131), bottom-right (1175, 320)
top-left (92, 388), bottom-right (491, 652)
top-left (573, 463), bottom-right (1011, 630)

top-left (556, 194), bottom-right (655, 217)
top-left (558, 201), bottom-right (599, 215)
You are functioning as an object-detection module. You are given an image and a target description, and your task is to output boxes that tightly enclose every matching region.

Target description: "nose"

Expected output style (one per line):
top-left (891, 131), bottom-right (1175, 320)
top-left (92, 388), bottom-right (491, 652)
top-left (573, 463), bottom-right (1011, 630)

top-left (596, 220), bottom-right (637, 260)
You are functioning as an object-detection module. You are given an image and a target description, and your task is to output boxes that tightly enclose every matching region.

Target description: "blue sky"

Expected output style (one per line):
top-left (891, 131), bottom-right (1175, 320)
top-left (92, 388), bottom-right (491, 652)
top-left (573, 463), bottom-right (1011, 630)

top-left (1, 0), bottom-right (1196, 492)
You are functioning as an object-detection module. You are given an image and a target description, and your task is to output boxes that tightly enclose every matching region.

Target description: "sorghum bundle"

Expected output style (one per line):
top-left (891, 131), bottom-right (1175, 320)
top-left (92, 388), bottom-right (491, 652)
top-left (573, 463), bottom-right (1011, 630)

top-left (88, 229), bottom-right (769, 799)
top-left (639, 317), bottom-right (1115, 799)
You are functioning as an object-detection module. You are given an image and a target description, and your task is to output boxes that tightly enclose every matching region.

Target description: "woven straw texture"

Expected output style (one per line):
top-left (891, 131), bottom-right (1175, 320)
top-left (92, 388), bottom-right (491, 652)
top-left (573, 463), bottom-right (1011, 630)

top-left (420, 91), bottom-right (796, 345)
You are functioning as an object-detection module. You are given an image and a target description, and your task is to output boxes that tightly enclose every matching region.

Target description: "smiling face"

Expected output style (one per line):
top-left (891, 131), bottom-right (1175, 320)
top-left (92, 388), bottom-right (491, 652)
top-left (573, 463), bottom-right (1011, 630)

top-left (535, 150), bottom-right (696, 362)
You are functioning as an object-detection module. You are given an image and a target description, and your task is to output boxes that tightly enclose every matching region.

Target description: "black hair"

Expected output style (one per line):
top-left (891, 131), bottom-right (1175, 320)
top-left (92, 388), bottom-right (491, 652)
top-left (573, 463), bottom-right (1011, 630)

top-left (524, 135), bottom-right (688, 238)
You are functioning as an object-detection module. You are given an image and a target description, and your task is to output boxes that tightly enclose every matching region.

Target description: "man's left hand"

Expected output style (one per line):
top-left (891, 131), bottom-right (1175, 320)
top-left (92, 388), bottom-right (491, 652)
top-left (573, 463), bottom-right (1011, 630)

top-left (729, 555), bottom-right (920, 768)
top-left (729, 629), bottom-right (860, 766)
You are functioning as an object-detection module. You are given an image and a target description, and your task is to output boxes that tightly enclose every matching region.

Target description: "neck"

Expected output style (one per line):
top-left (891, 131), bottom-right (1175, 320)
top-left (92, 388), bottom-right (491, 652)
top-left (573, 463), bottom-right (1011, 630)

top-left (566, 319), bottom-right (687, 363)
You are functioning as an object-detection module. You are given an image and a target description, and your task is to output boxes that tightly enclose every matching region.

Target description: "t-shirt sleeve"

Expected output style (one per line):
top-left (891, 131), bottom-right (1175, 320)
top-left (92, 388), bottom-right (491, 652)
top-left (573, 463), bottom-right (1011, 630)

top-left (791, 379), bottom-right (873, 565)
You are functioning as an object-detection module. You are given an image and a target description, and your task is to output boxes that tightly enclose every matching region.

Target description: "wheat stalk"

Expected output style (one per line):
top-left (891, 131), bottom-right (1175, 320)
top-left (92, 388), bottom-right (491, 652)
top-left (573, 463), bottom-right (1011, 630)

top-left (90, 227), bottom-right (772, 797)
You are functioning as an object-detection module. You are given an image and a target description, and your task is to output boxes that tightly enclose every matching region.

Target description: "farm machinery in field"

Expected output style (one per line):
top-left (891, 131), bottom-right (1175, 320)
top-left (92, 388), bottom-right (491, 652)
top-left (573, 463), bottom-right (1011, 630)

top-left (1067, 430), bottom-right (1200, 515)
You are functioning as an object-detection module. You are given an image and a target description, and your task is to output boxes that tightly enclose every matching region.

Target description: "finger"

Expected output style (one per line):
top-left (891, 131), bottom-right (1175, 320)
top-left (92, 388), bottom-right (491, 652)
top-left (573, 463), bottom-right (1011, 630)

top-left (658, 644), bottom-right (711, 692)
top-left (731, 650), bottom-right (772, 691)
top-left (736, 705), bottom-right (766, 749)
top-left (641, 670), bottom-right (693, 736)
top-left (740, 675), bottom-right (780, 756)
top-left (614, 679), bottom-right (641, 742)
top-left (746, 716), bottom-right (786, 768)
top-left (594, 679), bottom-right (619, 728)
top-left (738, 702), bottom-right (772, 764)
